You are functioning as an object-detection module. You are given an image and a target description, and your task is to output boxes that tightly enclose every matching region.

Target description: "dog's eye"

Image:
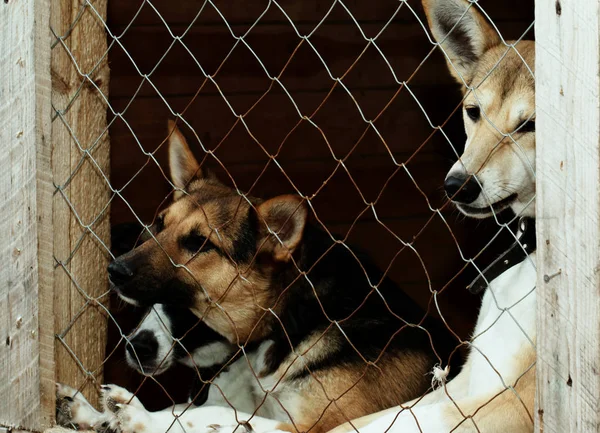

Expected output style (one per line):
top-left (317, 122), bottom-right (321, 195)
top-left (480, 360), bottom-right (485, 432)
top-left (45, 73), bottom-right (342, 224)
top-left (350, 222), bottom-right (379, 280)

top-left (517, 119), bottom-right (535, 133)
top-left (181, 232), bottom-right (215, 254)
top-left (465, 106), bottom-right (481, 122)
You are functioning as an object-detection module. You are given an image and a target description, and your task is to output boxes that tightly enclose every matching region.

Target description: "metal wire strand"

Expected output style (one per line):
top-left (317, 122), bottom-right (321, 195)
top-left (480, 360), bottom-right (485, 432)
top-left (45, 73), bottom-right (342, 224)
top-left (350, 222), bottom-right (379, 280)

top-left (50, 1), bottom-right (537, 432)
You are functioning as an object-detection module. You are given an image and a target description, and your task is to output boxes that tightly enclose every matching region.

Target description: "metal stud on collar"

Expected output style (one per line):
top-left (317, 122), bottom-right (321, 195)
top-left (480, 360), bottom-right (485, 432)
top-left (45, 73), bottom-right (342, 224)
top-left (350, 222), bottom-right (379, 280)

top-left (467, 217), bottom-right (537, 294)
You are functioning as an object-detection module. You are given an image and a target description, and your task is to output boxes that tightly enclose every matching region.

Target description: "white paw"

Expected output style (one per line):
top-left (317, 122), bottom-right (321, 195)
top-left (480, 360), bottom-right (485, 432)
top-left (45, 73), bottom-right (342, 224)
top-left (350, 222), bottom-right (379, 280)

top-left (206, 423), bottom-right (287, 433)
top-left (56, 383), bottom-right (108, 430)
top-left (114, 403), bottom-right (152, 433)
top-left (206, 423), bottom-right (246, 433)
top-left (101, 384), bottom-right (145, 413)
top-left (100, 384), bottom-right (146, 431)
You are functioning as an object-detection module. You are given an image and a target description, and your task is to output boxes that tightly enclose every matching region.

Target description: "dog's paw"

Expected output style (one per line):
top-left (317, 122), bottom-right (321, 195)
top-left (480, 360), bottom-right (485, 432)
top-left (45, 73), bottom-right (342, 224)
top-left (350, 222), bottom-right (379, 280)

top-left (206, 423), bottom-right (287, 433)
top-left (113, 403), bottom-right (152, 433)
top-left (56, 383), bottom-right (79, 428)
top-left (206, 423), bottom-right (252, 433)
top-left (99, 384), bottom-right (146, 432)
top-left (56, 383), bottom-right (107, 430)
top-left (101, 384), bottom-right (144, 414)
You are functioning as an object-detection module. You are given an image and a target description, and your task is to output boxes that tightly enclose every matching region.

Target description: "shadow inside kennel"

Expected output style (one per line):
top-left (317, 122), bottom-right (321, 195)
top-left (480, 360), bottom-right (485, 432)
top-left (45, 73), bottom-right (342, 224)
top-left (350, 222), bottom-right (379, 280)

top-left (103, 0), bottom-right (534, 412)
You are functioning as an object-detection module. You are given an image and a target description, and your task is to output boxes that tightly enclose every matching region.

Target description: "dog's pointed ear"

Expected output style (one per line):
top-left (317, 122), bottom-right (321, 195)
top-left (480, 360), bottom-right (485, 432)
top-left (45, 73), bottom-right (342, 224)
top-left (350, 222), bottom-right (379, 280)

top-left (422, 0), bottom-right (501, 84)
top-left (256, 195), bottom-right (307, 262)
top-left (168, 120), bottom-right (202, 192)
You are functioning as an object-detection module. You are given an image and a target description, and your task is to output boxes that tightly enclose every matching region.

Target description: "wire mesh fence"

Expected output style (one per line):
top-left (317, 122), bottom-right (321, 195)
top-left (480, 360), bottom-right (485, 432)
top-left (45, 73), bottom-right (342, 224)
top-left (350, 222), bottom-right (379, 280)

top-left (50, 0), bottom-right (537, 432)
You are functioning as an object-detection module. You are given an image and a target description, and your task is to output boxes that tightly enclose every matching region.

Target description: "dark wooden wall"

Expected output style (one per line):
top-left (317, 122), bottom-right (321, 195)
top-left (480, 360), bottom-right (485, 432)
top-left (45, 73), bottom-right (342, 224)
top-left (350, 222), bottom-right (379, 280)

top-left (104, 0), bottom-right (534, 409)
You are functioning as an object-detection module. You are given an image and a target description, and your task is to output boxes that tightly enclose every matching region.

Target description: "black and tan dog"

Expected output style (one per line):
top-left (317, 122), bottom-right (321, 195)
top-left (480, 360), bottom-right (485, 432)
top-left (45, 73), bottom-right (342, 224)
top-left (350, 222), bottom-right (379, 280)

top-left (75, 121), bottom-right (459, 433)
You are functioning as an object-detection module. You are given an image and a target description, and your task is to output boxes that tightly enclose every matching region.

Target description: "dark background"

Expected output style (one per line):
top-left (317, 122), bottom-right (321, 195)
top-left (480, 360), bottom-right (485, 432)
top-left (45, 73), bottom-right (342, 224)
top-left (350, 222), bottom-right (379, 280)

top-left (103, 0), bottom-right (534, 410)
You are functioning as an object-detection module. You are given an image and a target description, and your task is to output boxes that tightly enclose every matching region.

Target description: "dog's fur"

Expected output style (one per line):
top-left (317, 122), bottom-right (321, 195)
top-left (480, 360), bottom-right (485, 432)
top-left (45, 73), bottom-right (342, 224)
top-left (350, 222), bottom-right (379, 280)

top-left (56, 1), bottom-right (536, 430)
top-left (329, 1), bottom-right (537, 432)
top-left (70, 120), bottom-right (460, 433)
top-left (120, 305), bottom-right (274, 416)
top-left (439, 2), bottom-right (536, 219)
top-left (57, 225), bottom-right (261, 429)
top-left (56, 304), bottom-right (264, 431)
top-left (123, 304), bottom-right (232, 377)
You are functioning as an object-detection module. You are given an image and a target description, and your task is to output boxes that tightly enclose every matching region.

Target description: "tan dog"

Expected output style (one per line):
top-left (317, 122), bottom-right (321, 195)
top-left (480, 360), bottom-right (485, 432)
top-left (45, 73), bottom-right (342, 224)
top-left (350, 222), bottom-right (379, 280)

top-left (438, 1), bottom-right (535, 220)
top-left (329, 0), bottom-right (537, 432)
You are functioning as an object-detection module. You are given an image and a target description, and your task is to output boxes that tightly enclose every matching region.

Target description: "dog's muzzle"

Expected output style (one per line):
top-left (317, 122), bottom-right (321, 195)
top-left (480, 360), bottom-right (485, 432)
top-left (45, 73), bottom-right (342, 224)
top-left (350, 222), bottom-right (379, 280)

top-left (108, 259), bottom-right (134, 285)
top-left (125, 329), bottom-right (170, 374)
top-left (444, 174), bottom-right (482, 204)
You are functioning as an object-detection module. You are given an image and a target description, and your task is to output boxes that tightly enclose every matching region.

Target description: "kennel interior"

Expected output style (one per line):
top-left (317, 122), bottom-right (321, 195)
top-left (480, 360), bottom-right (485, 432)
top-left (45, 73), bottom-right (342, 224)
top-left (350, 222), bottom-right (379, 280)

top-left (100, 0), bottom-right (535, 410)
top-left (1, 0), bottom-right (549, 430)
top-left (7, 0), bottom-right (600, 431)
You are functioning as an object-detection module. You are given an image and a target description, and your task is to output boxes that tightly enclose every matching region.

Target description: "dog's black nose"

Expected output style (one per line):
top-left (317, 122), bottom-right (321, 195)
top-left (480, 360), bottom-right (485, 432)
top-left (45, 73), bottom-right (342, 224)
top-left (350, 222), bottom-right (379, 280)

top-left (444, 174), bottom-right (481, 204)
top-left (127, 330), bottom-right (158, 364)
top-left (108, 260), bottom-right (133, 284)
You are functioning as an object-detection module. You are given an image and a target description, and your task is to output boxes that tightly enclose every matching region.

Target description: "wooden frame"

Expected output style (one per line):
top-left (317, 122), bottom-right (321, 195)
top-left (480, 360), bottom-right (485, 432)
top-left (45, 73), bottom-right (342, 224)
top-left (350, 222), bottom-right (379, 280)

top-left (1, 0), bottom-right (53, 430)
top-left (4, 0), bottom-right (600, 431)
top-left (535, 0), bottom-right (600, 431)
top-left (50, 0), bottom-right (111, 412)
top-left (1, 0), bottom-right (110, 431)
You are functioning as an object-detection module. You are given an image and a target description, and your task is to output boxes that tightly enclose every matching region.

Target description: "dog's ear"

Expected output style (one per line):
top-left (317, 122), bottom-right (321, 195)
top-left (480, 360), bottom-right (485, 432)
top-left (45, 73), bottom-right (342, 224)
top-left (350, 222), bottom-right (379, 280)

top-left (256, 195), bottom-right (307, 262)
top-left (167, 120), bottom-right (203, 193)
top-left (422, 0), bottom-right (501, 84)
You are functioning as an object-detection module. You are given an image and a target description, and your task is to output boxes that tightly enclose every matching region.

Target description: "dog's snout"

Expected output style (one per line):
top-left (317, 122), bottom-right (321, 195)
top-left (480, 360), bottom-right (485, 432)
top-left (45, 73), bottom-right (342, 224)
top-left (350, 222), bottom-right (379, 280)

top-left (128, 330), bottom-right (158, 364)
top-left (444, 174), bottom-right (481, 204)
top-left (108, 260), bottom-right (133, 284)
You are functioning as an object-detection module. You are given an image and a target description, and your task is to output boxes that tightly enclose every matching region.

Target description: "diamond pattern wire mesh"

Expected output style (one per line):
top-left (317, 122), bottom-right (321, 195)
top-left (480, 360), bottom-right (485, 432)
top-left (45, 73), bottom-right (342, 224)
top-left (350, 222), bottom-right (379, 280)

top-left (51, 0), bottom-right (536, 432)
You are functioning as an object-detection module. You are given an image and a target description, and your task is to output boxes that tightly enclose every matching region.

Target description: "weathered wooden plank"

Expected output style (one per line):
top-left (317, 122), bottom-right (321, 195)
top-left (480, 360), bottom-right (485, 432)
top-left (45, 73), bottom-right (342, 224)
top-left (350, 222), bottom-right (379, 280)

top-left (535, 0), bottom-right (600, 431)
top-left (107, 84), bottom-right (463, 186)
top-left (108, 22), bottom-right (454, 97)
top-left (0, 0), bottom-right (53, 430)
top-left (110, 150), bottom-right (456, 224)
top-left (107, 0), bottom-right (533, 29)
top-left (107, 21), bottom-right (534, 99)
top-left (51, 0), bottom-right (111, 407)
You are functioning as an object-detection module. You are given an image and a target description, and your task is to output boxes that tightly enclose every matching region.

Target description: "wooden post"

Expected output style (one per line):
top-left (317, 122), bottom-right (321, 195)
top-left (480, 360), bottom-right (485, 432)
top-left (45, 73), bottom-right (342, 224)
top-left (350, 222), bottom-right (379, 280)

top-left (50, 0), bottom-right (111, 408)
top-left (0, 0), bottom-right (54, 430)
top-left (535, 0), bottom-right (600, 431)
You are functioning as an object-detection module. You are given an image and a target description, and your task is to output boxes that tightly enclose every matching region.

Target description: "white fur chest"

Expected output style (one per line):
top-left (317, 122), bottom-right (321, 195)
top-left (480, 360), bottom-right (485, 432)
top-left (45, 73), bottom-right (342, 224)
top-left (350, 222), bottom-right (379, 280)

top-left (468, 253), bottom-right (537, 395)
top-left (205, 341), bottom-right (299, 422)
